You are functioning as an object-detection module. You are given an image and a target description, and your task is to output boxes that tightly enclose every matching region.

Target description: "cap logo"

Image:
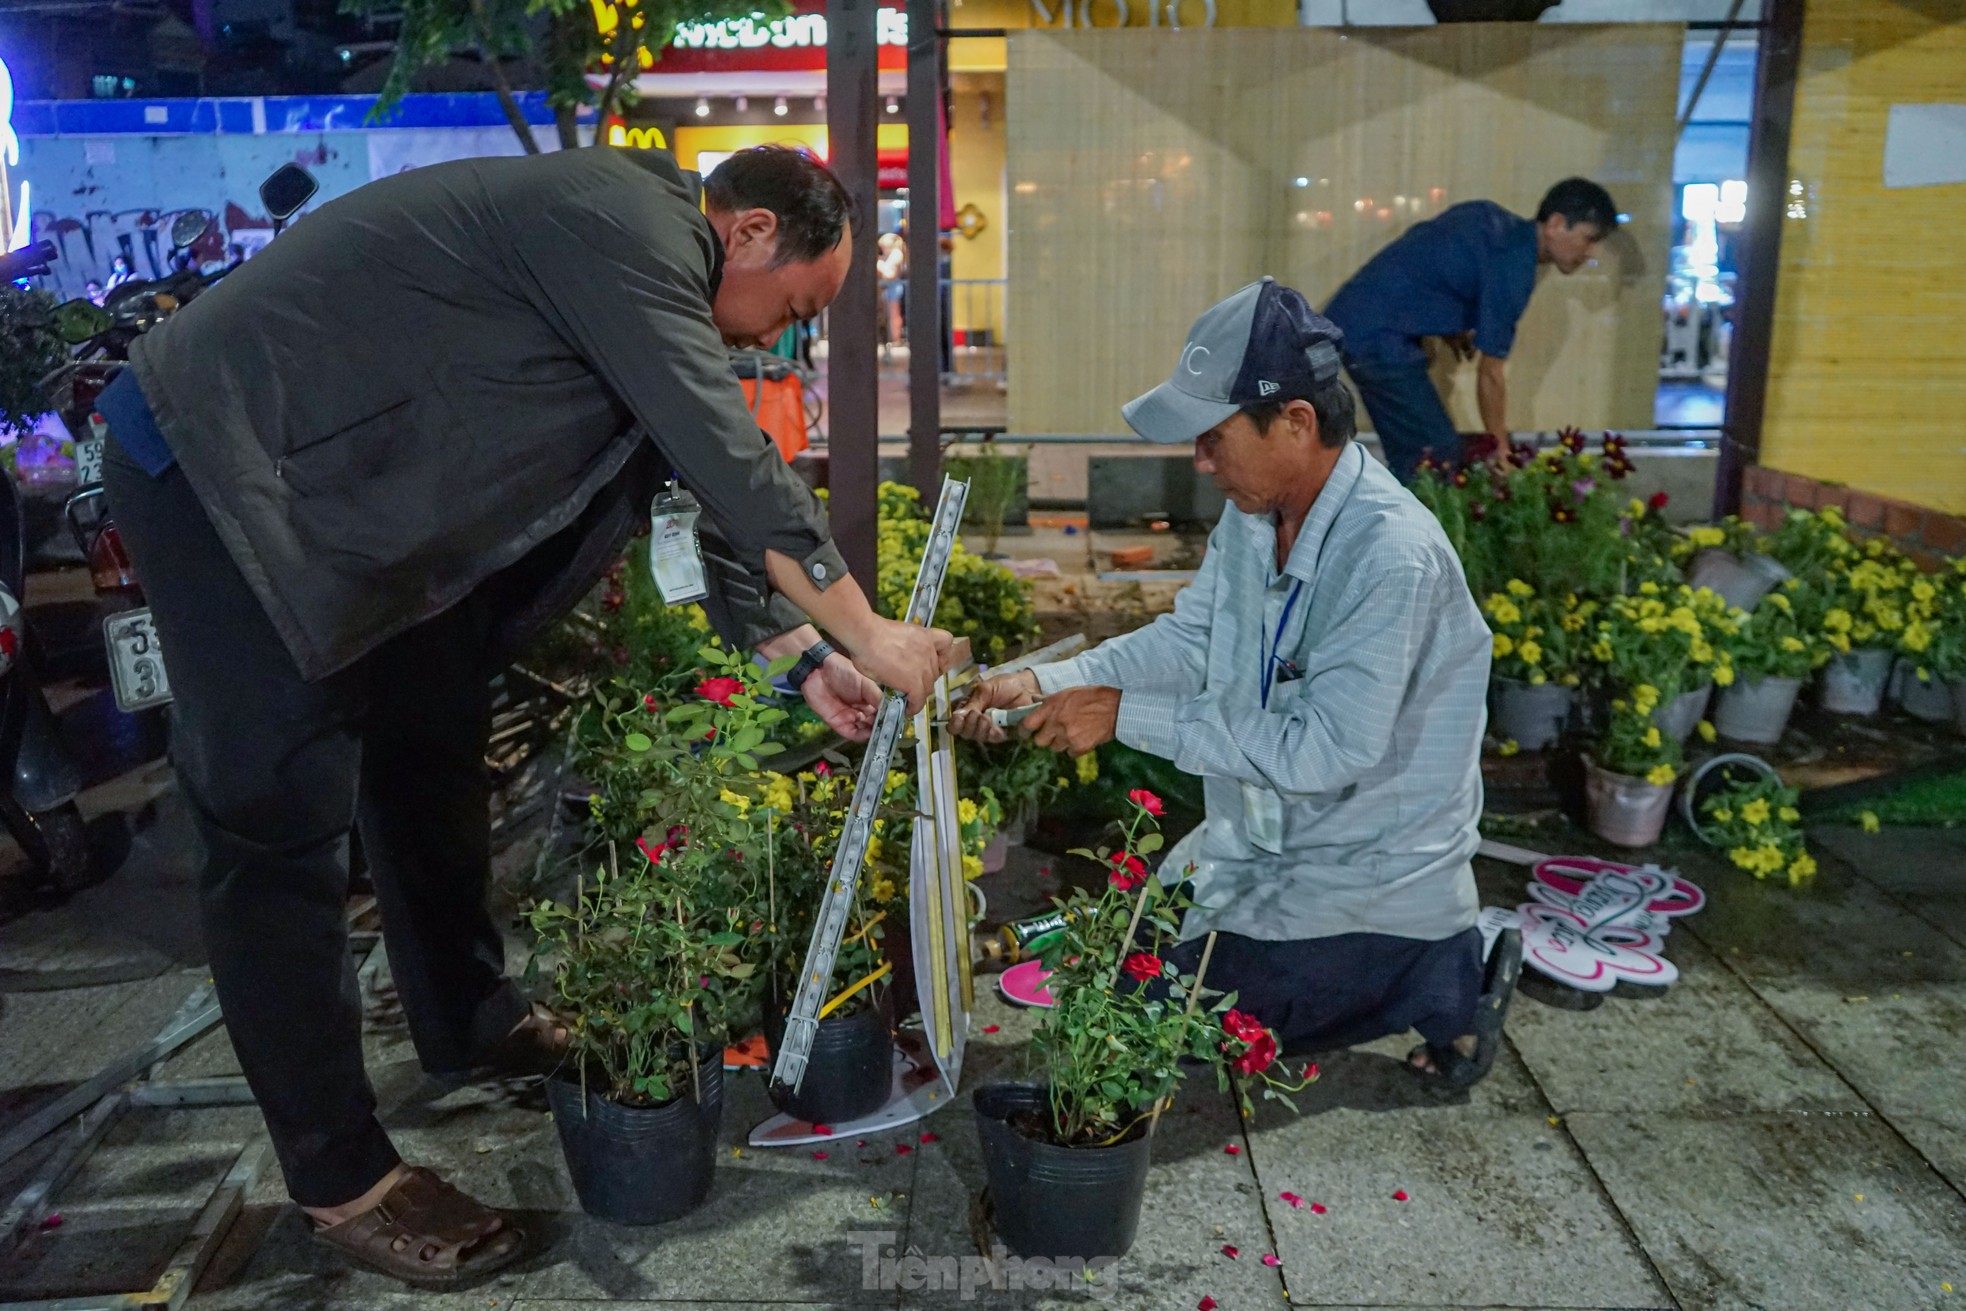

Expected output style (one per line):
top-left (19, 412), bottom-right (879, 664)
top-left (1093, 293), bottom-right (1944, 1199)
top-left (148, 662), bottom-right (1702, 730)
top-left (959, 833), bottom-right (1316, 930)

top-left (1258, 380), bottom-right (1279, 397)
top-left (1181, 343), bottom-right (1211, 376)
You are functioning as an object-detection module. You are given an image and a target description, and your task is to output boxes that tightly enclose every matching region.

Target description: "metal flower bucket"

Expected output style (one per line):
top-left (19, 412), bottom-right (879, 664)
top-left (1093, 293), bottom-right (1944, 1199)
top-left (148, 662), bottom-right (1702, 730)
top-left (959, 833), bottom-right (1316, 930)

top-left (1818, 648), bottom-right (1894, 715)
top-left (1713, 675), bottom-right (1804, 744)
top-left (1489, 678), bottom-right (1574, 751)
top-left (1653, 683), bottom-right (1713, 745)
top-left (1685, 549), bottom-right (1791, 612)
top-left (1677, 752), bottom-right (1782, 845)
top-left (1889, 658), bottom-right (1956, 724)
top-left (1583, 757), bottom-right (1675, 848)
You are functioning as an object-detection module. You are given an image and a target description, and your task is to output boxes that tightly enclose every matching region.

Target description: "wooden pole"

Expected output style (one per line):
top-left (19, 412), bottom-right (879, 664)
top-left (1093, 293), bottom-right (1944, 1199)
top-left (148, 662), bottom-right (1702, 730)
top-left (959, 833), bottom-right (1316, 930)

top-left (1147, 931), bottom-right (1217, 1137)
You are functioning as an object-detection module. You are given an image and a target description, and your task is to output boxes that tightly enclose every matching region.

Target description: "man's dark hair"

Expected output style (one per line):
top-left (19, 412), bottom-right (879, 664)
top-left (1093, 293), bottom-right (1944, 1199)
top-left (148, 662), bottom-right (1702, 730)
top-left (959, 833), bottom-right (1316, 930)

top-left (1241, 377), bottom-right (1357, 450)
top-left (703, 145), bottom-right (857, 266)
top-left (1536, 177), bottom-right (1619, 236)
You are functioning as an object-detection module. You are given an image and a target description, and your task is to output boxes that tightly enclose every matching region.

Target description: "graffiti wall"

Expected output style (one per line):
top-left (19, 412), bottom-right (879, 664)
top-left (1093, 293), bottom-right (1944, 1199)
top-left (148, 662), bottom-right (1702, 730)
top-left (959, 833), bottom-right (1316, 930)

top-left (17, 120), bottom-right (561, 300)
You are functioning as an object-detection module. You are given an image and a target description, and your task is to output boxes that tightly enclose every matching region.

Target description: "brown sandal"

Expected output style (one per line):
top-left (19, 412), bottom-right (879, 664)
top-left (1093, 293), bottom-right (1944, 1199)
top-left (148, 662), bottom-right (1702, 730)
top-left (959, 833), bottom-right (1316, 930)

top-left (311, 1167), bottom-right (526, 1289)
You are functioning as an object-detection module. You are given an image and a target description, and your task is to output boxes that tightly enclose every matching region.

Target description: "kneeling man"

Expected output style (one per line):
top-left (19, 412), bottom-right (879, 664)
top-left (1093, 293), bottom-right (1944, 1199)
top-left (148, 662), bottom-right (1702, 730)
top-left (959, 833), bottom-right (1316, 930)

top-left (957, 279), bottom-right (1519, 1087)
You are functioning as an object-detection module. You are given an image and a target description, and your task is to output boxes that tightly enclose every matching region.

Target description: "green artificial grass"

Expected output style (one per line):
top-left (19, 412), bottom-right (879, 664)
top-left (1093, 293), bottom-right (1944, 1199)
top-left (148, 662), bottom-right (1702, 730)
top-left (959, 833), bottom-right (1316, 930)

top-left (1816, 767), bottom-right (1966, 828)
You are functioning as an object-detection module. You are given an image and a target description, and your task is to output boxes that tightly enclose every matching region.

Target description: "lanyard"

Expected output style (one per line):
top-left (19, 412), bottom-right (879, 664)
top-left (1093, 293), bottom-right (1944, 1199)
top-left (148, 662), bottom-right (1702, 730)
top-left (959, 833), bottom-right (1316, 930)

top-left (1260, 579), bottom-right (1305, 711)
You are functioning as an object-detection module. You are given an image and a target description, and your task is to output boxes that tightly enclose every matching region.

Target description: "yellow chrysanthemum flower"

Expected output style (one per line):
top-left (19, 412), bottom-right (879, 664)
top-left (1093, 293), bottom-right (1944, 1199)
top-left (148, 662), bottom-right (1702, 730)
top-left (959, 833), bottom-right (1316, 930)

top-left (719, 787), bottom-right (751, 815)
top-left (1713, 807), bottom-right (1734, 822)
top-left (1859, 810), bottom-right (1880, 833)
top-left (1788, 852), bottom-right (1817, 880)
top-left (1714, 663), bottom-right (1736, 686)
top-left (1741, 798), bottom-right (1771, 826)
top-left (1778, 806), bottom-right (1800, 822)
top-left (1506, 579), bottom-right (1535, 598)
top-left (1519, 640), bottom-right (1543, 665)
top-left (1075, 753), bottom-right (1099, 785)
top-left (1643, 726), bottom-right (1662, 749)
top-left (961, 853), bottom-right (983, 881)
top-left (1492, 633), bottom-right (1516, 659)
top-left (1498, 739), bottom-right (1521, 757)
top-left (1646, 763), bottom-right (1677, 786)
top-left (958, 797), bottom-right (980, 826)
top-left (1697, 720), bottom-right (1717, 743)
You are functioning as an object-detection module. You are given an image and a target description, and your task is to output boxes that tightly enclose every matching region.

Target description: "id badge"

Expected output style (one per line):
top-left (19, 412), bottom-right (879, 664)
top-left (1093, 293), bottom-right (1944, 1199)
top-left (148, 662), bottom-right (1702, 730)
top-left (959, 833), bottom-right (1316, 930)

top-left (1241, 781), bottom-right (1285, 855)
top-left (649, 481), bottom-right (709, 605)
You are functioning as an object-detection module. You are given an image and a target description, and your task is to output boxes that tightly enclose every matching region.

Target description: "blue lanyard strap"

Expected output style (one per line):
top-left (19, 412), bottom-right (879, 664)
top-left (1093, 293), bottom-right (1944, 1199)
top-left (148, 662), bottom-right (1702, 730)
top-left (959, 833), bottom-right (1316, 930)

top-left (1260, 579), bottom-right (1305, 711)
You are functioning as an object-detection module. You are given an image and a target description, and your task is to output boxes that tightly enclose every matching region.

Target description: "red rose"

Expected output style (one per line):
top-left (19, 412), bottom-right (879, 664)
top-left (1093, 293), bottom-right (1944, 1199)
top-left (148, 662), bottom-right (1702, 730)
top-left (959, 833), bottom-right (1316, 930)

top-left (636, 837), bottom-right (667, 866)
top-left (1126, 788), bottom-right (1165, 817)
top-left (695, 676), bottom-right (743, 707)
top-left (1108, 851), bottom-right (1147, 891)
top-left (1121, 951), bottom-right (1163, 984)
top-left (642, 694), bottom-right (658, 711)
top-left (1648, 491), bottom-right (1670, 511)
top-left (666, 824), bottom-right (690, 849)
top-left (1233, 1031), bottom-right (1278, 1075)
top-left (1221, 1008), bottom-right (1268, 1045)
top-left (815, 760), bottom-right (831, 777)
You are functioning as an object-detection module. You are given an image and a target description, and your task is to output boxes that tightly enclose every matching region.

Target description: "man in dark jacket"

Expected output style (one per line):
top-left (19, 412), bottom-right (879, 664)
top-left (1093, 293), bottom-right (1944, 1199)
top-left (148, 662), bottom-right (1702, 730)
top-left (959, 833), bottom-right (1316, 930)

top-left (1323, 177), bottom-right (1620, 481)
top-left (95, 144), bottom-right (950, 1284)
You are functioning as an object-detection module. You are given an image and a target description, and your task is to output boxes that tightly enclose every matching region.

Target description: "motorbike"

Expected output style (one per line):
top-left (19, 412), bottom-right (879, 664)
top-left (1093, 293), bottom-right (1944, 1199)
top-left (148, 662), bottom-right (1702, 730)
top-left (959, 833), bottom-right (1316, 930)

top-left (50, 163), bottom-right (318, 717)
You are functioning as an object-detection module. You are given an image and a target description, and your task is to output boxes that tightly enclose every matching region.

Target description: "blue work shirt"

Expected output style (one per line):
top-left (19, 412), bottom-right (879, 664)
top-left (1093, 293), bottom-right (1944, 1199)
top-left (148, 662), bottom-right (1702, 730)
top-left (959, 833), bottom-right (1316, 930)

top-left (1323, 201), bottom-right (1538, 369)
top-left (93, 369), bottom-right (175, 477)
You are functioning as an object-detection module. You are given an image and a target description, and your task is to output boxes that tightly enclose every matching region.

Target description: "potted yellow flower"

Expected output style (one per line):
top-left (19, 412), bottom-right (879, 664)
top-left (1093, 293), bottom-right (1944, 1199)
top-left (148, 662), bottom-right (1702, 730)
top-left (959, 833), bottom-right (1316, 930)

top-left (1587, 583), bottom-right (1737, 746)
top-left (1889, 569), bottom-right (1953, 723)
top-left (1818, 548), bottom-right (1916, 715)
top-left (1680, 517), bottom-right (1791, 612)
top-left (1584, 696), bottom-right (1683, 846)
top-left (1484, 581), bottom-right (1591, 751)
top-left (1712, 580), bottom-right (1827, 743)
top-left (1688, 770), bottom-right (1817, 886)
top-left (1917, 559), bottom-right (1966, 736)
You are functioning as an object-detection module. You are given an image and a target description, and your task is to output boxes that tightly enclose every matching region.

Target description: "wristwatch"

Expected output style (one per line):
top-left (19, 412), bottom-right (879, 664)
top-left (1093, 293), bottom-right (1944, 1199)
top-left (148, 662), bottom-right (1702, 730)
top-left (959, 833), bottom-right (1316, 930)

top-left (787, 639), bottom-right (837, 693)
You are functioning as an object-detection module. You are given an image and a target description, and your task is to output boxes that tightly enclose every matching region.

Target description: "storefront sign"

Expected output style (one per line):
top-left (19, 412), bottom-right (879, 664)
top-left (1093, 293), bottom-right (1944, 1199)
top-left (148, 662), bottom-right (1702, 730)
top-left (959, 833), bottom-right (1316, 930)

top-left (671, 7), bottom-right (908, 52)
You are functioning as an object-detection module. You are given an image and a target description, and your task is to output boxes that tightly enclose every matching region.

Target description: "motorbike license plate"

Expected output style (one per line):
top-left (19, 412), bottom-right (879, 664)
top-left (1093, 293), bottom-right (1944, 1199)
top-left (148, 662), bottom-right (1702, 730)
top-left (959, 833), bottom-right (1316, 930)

top-left (74, 436), bottom-right (105, 488)
top-left (104, 609), bottom-right (173, 712)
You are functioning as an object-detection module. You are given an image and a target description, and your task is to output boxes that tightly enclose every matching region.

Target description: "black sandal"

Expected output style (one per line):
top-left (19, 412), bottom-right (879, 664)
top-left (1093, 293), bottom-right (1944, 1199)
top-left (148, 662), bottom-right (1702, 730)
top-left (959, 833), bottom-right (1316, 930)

top-left (1410, 928), bottom-right (1521, 1091)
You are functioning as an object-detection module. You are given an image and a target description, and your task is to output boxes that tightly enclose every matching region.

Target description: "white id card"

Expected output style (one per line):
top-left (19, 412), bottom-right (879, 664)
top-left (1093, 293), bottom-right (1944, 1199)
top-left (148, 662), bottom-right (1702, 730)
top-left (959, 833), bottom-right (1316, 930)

top-left (1241, 781), bottom-right (1285, 854)
top-left (649, 482), bottom-right (709, 605)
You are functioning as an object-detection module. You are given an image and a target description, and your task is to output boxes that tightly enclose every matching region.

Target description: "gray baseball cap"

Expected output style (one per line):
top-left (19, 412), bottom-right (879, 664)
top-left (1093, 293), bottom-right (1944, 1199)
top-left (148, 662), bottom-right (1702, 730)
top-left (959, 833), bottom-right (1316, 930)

top-left (1120, 277), bottom-right (1346, 445)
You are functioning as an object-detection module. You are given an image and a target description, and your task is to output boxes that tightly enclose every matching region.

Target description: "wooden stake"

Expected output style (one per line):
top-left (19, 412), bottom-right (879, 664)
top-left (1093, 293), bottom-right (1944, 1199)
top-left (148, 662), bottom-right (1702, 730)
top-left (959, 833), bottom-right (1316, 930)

top-left (1107, 877), bottom-right (1156, 989)
top-left (679, 893), bottom-right (702, 1104)
top-left (1148, 931), bottom-right (1218, 1137)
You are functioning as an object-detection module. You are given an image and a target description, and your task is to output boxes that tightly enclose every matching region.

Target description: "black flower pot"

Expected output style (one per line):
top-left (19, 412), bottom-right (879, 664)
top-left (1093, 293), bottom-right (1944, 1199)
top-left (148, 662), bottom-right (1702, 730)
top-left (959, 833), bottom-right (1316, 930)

top-left (546, 1062), bottom-right (724, 1226)
top-left (763, 986), bottom-right (895, 1125)
top-left (972, 1082), bottom-right (1153, 1262)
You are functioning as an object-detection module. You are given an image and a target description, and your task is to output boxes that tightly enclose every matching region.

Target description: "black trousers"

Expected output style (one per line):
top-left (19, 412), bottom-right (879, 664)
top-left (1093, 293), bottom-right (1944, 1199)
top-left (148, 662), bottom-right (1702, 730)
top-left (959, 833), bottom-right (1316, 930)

top-left (104, 436), bottom-right (530, 1206)
top-left (1165, 926), bottom-right (1483, 1055)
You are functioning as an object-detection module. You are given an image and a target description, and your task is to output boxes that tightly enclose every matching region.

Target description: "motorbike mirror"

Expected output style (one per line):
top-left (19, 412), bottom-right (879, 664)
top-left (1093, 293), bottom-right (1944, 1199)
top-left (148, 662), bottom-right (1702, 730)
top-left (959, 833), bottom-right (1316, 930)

top-left (259, 164), bottom-right (318, 224)
top-left (51, 299), bottom-right (114, 344)
top-left (170, 210), bottom-right (214, 250)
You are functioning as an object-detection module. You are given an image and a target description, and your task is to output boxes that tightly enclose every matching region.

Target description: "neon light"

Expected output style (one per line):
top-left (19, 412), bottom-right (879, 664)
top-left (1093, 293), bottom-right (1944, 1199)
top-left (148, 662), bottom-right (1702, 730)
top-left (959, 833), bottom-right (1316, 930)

top-left (0, 53), bottom-right (26, 252)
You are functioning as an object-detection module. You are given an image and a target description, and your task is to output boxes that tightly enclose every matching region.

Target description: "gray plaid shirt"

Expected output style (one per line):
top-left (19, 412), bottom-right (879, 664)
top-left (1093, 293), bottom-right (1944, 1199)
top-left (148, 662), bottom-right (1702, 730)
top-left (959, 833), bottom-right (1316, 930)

top-left (1036, 444), bottom-right (1490, 943)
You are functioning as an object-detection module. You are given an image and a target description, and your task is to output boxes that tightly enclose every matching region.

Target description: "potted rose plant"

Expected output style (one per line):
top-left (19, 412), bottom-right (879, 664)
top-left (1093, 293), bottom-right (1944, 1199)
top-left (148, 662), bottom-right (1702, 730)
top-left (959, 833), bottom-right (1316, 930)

top-left (1483, 582), bottom-right (1590, 751)
top-left (528, 646), bottom-right (786, 1224)
top-left (1712, 580), bottom-right (1825, 743)
top-left (758, 761), bottom-right (900, 1126)
top-left (973, 793), bottom-right (1311, 1262)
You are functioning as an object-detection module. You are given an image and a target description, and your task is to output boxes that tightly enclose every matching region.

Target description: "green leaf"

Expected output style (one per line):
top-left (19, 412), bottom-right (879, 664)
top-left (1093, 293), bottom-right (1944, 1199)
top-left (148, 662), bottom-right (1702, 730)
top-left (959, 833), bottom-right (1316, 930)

top-left (736, 753), bottom-right (759, 770)
top-left (697, 645), bottom-right (724, 665)
top-left (1136, 832), bottom-right (1163, 854)
top-left (623, 732), bottom-right (652, 753)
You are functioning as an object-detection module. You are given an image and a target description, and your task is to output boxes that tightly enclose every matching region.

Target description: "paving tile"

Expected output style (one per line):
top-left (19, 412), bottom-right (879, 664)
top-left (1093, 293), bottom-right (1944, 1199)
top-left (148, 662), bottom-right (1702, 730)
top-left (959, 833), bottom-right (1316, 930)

top-left (1565, 1112), bottom-right (1966, 1311)
top-left (514, 1069), bottom-right (918, 1306)
top-left (1743, 979), bottom-right (1966, 1192)
top-left (903, 1076), bottom-right (1282, 1310)
top-left (1813, 826), bottom-right (1966, 947)
top-left (512, 1303), bottom-right (881, 1310)
top-left (0, 971), bottom-right (204, 1094)
top-left (1678, 850), bottom-right (1966, 990)
top-left (1240, 1071), bottom-right (1668, 1309)
top-left (1504, 932), bottom-right (1860, 1116)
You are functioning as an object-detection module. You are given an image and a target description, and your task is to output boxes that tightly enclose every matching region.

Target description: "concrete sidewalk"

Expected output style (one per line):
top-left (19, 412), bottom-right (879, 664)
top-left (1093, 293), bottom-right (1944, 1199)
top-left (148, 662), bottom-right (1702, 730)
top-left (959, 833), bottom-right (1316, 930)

top-left (0, 794), bottom-right (1962, 1310)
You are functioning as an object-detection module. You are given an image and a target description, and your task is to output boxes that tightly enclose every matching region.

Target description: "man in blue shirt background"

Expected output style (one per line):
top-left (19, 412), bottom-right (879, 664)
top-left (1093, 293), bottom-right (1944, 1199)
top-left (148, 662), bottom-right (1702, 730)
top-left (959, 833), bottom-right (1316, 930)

top-left (1323, 178), bottom-right (1620, 482)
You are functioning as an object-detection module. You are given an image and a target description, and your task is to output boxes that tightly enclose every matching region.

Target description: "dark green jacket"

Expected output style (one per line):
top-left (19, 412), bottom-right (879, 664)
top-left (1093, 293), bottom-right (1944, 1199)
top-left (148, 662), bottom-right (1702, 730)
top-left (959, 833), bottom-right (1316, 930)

top-left (131, 146), bottom-right (843, 680)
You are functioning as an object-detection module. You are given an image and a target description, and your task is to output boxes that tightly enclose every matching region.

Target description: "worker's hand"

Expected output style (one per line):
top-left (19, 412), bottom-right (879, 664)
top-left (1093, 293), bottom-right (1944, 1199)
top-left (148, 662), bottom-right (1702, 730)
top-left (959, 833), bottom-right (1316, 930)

top-left (801, 653), bottom-right (882, 742)
top-left (1443, 331), bottom-right (1477, 363)
top-left (1026, 685), bottom-right (1120, 757)
top-left (950, 670), bottom-right (1041, 744)
top-left (849, 617), bottom-right (955, 716)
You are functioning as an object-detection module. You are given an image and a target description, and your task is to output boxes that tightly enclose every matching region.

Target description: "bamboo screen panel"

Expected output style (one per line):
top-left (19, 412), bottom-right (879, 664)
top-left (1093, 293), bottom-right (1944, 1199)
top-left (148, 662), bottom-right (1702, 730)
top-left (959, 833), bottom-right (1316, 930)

top-left (1006, 25), bottom-right (1681, 437)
